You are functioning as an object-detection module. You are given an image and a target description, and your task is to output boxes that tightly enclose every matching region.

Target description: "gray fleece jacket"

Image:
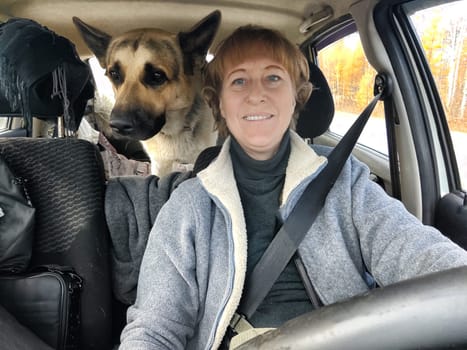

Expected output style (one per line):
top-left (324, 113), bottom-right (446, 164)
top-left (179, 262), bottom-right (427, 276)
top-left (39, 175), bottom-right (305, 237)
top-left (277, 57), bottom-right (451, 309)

top-left (119, 131), bottom-right (467, 350)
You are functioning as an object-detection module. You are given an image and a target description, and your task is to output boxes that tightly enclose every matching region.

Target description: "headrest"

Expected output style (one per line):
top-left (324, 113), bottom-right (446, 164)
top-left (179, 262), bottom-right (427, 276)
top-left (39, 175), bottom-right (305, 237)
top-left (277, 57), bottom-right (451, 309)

top-left (0, 18), bottom-right (94, 132)
top-left (296, 62), bottom-right (334, 140)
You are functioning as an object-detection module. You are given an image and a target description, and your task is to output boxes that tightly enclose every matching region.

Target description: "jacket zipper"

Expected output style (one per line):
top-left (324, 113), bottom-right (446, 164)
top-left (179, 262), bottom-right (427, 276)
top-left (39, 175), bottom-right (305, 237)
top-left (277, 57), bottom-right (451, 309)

top-left (294, 253), bottom-right (323, 309)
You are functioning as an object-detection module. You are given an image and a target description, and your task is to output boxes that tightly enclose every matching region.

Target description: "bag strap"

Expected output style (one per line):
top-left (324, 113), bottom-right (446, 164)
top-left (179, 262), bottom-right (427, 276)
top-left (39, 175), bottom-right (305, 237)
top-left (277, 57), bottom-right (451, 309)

top-left (237, 73), bottom-right (391, 320)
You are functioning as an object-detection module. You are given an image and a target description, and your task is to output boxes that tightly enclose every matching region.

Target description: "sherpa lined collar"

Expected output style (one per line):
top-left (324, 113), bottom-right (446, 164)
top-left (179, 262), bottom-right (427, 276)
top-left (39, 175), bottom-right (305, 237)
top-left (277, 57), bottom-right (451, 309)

top-left (198, 130), bottom-right (328, 209)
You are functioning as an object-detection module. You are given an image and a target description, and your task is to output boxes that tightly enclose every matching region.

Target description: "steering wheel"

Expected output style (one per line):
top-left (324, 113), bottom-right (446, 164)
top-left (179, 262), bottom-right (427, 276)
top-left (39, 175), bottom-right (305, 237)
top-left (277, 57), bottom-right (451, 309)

top-left (237, 266), bottom-right (467, 350)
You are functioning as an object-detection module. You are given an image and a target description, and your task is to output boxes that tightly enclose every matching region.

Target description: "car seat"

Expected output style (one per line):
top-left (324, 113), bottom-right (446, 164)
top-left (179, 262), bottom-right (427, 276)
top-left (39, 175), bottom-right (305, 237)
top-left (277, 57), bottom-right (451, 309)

top-left (0, 18), bottom-right (112, 349)
top-left (295, 61), bottom-right (335, 141)
top-left (0, 137), bottom-right (113, 350)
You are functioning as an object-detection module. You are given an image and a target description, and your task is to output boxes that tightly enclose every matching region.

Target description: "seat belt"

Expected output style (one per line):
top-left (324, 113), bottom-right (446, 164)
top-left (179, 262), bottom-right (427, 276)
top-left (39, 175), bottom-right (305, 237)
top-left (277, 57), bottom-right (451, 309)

top-left (234, 73), bottom-right (391, 325)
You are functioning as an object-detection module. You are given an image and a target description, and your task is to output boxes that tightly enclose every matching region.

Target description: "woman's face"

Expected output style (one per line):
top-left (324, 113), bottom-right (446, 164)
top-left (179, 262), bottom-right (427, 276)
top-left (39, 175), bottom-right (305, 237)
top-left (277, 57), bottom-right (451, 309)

top-left (219, 56), bottom-right (296, 160)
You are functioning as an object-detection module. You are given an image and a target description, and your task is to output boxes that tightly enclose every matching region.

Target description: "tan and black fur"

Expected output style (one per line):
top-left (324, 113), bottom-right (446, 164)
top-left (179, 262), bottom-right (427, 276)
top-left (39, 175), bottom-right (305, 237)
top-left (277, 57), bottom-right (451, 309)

top-left (73, 11), bottom-right (220, 176)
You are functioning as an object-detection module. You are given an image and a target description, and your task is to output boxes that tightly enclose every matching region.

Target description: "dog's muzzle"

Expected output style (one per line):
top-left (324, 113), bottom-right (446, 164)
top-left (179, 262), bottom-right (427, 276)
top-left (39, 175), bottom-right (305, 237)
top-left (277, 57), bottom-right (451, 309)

top-left (110, 108), bottom-right (166, 140)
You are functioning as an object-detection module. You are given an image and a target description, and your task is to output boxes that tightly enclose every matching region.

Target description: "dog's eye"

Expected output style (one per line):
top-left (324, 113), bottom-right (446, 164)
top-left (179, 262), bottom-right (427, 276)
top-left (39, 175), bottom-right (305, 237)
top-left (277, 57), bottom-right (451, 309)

top-left (108, 69), bottom-right (123, 85)
top-left (144, 65), bottom-right (168, 87)
top-left (147, 71), bottom-right (168, 87)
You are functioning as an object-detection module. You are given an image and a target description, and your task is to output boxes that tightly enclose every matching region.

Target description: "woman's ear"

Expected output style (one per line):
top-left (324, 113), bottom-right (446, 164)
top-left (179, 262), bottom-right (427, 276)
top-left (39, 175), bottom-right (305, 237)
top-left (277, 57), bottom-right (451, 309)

top-left (202, 86), bottom-right (220, 115)
top-left (201, 86), bottom-right (216, 108)
top-left (296, 82), bottom-right (313, 107)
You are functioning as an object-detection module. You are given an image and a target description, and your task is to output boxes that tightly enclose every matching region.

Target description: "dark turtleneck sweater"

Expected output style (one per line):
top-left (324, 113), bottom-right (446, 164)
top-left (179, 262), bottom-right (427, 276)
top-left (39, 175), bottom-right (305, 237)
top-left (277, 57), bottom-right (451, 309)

top-left (230, 132), bottom-right (313, 328)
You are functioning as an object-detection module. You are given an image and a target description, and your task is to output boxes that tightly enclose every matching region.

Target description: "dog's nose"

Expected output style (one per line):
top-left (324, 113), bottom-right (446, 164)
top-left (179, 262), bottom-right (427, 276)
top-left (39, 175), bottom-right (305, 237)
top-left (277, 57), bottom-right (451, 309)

top-left (110, 119), bottom-right (134, 135)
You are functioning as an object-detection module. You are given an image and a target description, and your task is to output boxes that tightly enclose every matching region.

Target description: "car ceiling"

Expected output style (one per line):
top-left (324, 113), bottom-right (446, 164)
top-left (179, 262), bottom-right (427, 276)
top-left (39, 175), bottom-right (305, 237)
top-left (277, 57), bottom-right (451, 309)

top-left (0, 0), bottom-right (363, 58)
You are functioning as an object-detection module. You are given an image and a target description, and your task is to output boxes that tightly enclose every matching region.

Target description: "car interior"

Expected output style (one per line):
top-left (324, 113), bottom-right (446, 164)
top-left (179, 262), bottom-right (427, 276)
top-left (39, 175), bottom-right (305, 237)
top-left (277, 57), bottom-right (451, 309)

top-left (0, 0), bottom-right (466, 349)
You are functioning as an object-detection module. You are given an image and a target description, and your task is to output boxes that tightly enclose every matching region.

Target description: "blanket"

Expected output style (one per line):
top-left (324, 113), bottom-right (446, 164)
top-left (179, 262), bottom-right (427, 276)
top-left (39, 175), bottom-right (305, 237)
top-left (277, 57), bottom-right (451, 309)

top-left (105, 172), bottom-right (191, 304)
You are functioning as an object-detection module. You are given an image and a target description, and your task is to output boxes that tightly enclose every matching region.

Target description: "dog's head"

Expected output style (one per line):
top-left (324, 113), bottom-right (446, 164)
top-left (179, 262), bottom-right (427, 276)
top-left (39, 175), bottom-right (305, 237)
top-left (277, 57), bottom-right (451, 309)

top-left (73, 11), bottom-right (220, 140)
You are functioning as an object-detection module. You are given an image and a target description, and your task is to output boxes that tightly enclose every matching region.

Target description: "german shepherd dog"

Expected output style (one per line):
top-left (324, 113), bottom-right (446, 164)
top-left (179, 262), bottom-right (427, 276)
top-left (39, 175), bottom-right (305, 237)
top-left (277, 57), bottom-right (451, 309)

top-left (73, 11), bottom-right (221, 176)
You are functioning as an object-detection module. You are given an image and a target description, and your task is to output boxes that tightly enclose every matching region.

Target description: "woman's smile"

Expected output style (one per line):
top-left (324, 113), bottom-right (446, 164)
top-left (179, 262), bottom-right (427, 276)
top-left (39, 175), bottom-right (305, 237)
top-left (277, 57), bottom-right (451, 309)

top-left (243, 114), bottom-right (273, 121)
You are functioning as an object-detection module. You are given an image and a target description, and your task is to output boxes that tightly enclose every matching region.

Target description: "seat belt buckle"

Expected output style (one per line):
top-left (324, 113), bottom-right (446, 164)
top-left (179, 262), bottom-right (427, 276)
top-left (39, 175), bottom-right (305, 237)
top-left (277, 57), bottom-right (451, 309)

top-left (220, 314), bottom-right (245, 350)
top-left (230, 312), bottom-right (254, 334)
top-left (229, 312), bottom-right (244, 330)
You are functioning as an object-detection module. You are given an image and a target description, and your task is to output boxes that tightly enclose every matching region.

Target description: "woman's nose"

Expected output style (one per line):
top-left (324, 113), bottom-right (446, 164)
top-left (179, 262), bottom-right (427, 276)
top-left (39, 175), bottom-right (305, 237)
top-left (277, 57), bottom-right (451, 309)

top-left (246, 80), bottom-right (266, 104)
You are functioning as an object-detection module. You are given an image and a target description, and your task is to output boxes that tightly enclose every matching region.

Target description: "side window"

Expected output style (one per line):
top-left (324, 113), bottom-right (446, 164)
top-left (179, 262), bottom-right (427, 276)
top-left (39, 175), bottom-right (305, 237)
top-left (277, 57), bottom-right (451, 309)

top-left (0, 116), bottom-right (25, 136)
top-left (317, 31), bottom-right (387, 155)
top-left (0, 118), bottom-right (8, 132)
top-left (408, 1), bottom-right (466, 189)
top-left (88, 57), bottom-right (115, 101)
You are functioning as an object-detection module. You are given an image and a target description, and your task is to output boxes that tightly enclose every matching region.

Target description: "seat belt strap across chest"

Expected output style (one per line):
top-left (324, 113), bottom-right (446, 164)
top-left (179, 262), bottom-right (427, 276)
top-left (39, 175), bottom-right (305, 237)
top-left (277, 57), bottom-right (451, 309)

top-left (235, 73), bottom-right (391, 322)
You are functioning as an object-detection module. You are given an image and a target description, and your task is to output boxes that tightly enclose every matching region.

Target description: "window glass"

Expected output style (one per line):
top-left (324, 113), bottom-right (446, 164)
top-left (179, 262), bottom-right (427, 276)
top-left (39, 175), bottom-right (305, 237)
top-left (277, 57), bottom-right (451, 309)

top-left (0, 117), bottom-right (25, 135)
top-left (88, 57), bottom-right (115, 102)
top-left (409, 0), bottom-right (466, 189)
top-left (318, 32), bottom-right (387, 155)
top-left (0, 118), bottom-right (8, 132)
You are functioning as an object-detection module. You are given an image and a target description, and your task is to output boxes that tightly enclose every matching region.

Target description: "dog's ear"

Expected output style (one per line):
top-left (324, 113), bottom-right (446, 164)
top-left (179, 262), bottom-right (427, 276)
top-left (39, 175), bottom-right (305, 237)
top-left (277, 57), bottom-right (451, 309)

top-left (178, 10), bottom-right (221, 75)
top-left (72, 16), bottom-right (111, 68)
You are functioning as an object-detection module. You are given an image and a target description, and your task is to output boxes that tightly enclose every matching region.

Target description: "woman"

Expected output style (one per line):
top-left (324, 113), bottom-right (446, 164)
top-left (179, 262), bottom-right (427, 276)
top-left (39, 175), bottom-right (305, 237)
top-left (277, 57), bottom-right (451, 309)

top-left (119, 25), bottom-right (467, 350)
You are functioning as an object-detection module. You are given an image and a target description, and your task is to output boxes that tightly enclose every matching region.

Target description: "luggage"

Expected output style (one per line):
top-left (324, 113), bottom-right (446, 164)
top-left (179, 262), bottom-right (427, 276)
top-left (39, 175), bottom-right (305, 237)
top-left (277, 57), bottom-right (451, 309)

top-left (0, 265), bottom-right (82, 350)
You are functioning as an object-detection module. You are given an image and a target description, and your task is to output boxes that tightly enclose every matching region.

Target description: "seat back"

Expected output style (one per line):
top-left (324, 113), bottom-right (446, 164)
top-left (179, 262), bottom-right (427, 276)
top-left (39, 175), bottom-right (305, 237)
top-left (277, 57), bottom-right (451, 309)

top-left (0, 137), bottom-right (113, 349)
top-left (296, 61), bottom-right (335, 140)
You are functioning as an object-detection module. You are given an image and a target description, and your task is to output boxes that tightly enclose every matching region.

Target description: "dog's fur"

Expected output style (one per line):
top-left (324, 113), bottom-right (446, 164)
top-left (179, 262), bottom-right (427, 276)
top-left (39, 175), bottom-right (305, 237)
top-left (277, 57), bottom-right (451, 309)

top-left (73, 11), bottom-right (220, 176)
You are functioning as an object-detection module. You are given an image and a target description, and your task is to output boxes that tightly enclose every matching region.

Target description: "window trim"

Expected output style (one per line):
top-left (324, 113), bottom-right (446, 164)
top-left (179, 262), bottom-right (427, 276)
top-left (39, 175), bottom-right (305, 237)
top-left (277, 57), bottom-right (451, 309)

top-left (373, 0), bottom-right (464, 224)
top-left (397, 1), bottom-right (462, 192)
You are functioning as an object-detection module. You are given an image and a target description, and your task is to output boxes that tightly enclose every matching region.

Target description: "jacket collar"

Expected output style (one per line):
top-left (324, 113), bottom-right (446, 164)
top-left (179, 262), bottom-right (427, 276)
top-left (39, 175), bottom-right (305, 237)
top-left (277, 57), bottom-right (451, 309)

top-left (282, 130), bottom-right (327, 206)
top-left (198, 130), bottom-right (327, 207)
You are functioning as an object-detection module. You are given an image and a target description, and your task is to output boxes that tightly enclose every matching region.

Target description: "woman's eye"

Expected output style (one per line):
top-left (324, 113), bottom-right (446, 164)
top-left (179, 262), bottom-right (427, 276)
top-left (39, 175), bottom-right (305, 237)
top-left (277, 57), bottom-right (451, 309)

top-left (267, 74), bottom-right (281, 82)
top-left (232, 78), bottom-right (246, 86)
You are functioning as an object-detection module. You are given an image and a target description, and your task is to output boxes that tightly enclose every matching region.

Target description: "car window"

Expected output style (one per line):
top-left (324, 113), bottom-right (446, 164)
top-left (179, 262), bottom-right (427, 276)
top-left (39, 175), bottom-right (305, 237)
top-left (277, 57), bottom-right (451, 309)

top-left (317, 31), bottom-right (387, 155)
top-left (408, 1), bottom-right (466, 189)
top-left (88, 57), bottom-right (115, 102)
top-left (0, 118), bottom-right (8, 132)
top-left (0, 117), bottom-right (24, 136)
